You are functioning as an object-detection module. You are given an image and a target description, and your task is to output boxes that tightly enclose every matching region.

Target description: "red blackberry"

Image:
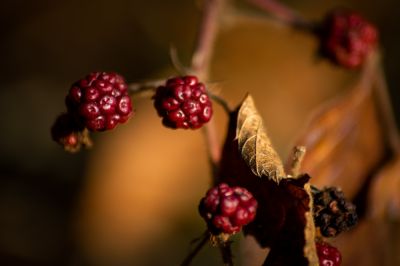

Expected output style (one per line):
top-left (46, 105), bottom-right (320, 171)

top-left (316, 241), bottom-right (342, 266)
top-left (51, 113), bottom-right (92, 152)
top-left (199, 183), bottom-right (257, 235)
top-left (65, 72), bottom-right (133, 131)
top-left (153, 76), bottom-right (212, 129)
top-left (318, 9), bottom-right (378, 68)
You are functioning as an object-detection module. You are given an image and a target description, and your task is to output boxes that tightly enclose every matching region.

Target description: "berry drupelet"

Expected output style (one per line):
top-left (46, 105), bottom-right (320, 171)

top-left (312, 186), bottom-right (358, 237)
top-left (318, 9), bottom-right (378, 69)
top-left (153, 76), bottom-right (212, 129)
top-left (65, 72), bottom-right (133, 131)
top-left (199, 183), bottom-right (257, 235)
top-left (316, 241), bottom-right (342, 266)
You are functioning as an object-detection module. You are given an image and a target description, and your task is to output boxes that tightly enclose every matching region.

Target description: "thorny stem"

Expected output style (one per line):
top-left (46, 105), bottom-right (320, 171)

top-left (247, 0), bottom-right (313, 31)
top-left (181, 233), bottom-right (209, 266)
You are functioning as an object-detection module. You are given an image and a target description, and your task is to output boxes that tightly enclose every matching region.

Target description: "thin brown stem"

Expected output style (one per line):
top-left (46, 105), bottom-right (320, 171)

top-left (190, 0), bottom-right (226, 168)
top-left (128, 79), bottom-right (165, 95)
top-left (219, 241), bottom-right (234, 266)
top-left (210, 92), bottom-right (232, 114)
top-left (191, 0), bottom-right (225, 80)
top-left (373, 54), bottom-right (400, 154)
top-left (247, 0), bottom-right (313, 31)
top-left (181, 233), bottom-right (209, 266)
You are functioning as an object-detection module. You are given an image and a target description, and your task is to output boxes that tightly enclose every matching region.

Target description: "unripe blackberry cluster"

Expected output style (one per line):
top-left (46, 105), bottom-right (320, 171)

top-left (199, 183), bottom-right (257, 234)
top-left (65, 72), bottom-right (133, 131)
top-left (316, 241), bottom-right (342, 266)
top-left (312, 186), bottom-right (358, 237)
top-left (153, 76), bottom-right (212, 129)
top-left (319, 10), bottom-right (378, 69)
top-left (51, 113), bottom-right (92, 152)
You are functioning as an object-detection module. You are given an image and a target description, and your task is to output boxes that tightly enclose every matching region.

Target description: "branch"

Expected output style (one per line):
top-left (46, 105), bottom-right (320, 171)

top-left (247, 0), bottom-right (313, 31)
top-left (219, 241), bottom-right (234, 266)
top-left (191, 0), bottom-right (225, 79)
top-left (128, 79), bottom-right (165, 95)
top-left (181, 233), bottom-right (209, 266)
top-left (190, 0), bottom-right (227, 169)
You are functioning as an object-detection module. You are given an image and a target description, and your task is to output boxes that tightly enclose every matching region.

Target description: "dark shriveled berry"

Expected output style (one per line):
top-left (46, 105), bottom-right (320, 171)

top-left (66, 72), bottom-right (133, 131)
top-left (318, 9), bottom-right (378, 69)
top-left (199, 183), bottom-right (257, 234)
top-left (51, 113), bottom-right (92, 152)
top-left (153, 76), bottom-right (213, 129)
top-left (312, 186), bottom-right (358, 237)
top-left (316, 241), bottom-right (342, 266)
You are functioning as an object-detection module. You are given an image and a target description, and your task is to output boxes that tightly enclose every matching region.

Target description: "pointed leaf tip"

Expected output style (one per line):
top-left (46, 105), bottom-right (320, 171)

top-left (235, 95), bottom-right (285, 182)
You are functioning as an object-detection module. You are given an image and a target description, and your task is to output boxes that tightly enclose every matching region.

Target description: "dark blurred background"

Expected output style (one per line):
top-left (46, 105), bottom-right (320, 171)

top-left (0, 0), bottom-right (399, 265)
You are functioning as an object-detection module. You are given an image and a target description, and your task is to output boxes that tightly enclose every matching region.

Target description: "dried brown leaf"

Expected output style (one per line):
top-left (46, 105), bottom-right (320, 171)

top-left (236, 95), bottom-right (285, 182)
top-left (219, 95), bottom-right (318, 266)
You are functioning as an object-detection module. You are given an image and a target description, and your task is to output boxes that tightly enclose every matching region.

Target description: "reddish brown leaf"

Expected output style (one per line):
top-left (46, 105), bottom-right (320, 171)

top-left (369, 155), bottom-right (400, 219)
top-left (292, 71), bottom-right (397, 202)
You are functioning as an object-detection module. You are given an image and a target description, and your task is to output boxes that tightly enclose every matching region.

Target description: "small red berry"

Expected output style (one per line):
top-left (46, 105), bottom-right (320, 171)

top-left (153, 76), bottom-right (213, 129)
top-left (319, 9), bottom-right (378, 69)
top-left (316, 241), bottom-right (342, 266)
top-left (199, 183), bottom-right (258, 234)
top-left (66, 72), bottom-right (133, 131)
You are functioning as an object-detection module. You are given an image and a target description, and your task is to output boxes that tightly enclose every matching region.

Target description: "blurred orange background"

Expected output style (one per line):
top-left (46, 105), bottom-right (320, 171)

top-left (0, 0), bottom-right (399, 265)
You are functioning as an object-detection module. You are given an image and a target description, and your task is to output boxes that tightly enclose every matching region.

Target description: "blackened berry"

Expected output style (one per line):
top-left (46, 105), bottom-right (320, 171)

top-left (66, 72), bottom-right (132, 131)
top-left (316, 241), bottom-right (342, 266)
top-left (312, 186), bottom-right (358, 237)
top-left (153, 76), bottom-right (213, 129)
top-left (51, 113), bottom-right (92, 152)
top-left (318, 9), bottom-right (378, 69)
top-left (199, 183), bottom-right (257, 234)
